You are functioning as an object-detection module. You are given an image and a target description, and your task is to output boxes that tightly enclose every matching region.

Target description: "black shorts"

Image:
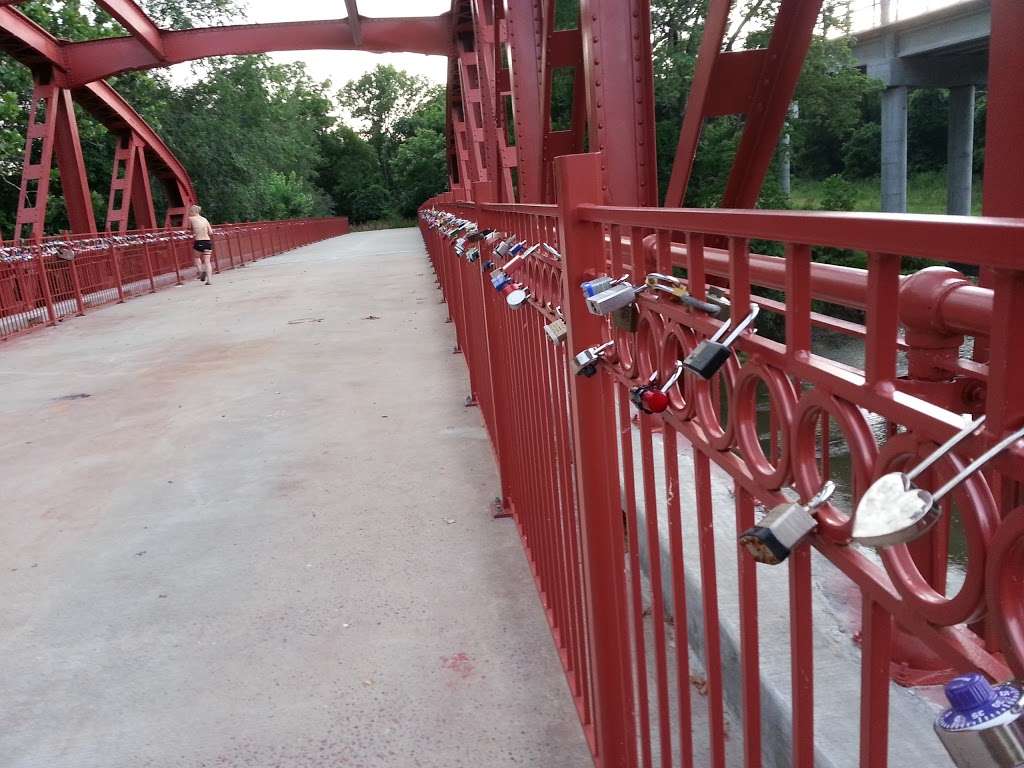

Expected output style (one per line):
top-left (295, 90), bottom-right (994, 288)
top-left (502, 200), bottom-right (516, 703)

top-left (193, 240), bottom-right (213, 253)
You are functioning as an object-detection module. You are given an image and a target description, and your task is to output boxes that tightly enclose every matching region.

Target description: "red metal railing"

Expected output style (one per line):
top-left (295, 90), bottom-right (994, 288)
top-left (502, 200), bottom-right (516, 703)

top-left (0, 216), bottom-right (348, 342)
top-left (420, 153), bottom-right (1024, 768)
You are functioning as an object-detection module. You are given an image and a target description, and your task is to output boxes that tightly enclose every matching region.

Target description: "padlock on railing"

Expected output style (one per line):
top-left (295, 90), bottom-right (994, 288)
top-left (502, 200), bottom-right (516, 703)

top-left (581, 275), bottom-right (616, 298)
top-left (682, 305), bottom-right (760, 380)
top-left (645, 273), bottom-right (724, 315)
top-left (495, 237), bottom-right (524, 258)
top-left (586, 277), bottom-right (637, 316)
top-left (934, 673), bottom-right (1024, 768)
top-left (454, 237), bottom-right (467, 257)
top-left (466, 246), bottom-right (480, 263)
top-left (738, 481), bottom-right (836, 564)
top-left (505, 283), bottom-right (531, 309)
top-left (572, 340), bottom-right (615, 377)
top-left (542, 243), bottom-right (562, 260)
top-left (503, 243), bottom-right (540, 275)
top-left (630, 361), bottom-right (684, 415)
top-left (491, 270), bottom-right (512, 292)
top-left (852, 416), bottom-right (1024, 547)
top-left (544, 307), bottom-right (567, 344)
top-left (465, 228), bottom-right (492, 242)
top-left (484, 231), bottom-right (505, 245)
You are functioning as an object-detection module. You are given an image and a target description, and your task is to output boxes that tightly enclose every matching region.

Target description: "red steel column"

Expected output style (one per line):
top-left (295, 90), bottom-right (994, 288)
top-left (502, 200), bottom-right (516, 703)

top-left (579, 0), bottom-right (658, 206)
top-left (556, 152), bottom-right (634, 768)
top-left (504, 0), bottom-right (544, 202)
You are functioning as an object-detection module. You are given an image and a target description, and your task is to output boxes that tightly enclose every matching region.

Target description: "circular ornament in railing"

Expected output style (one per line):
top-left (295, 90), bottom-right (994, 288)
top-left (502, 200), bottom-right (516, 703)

top-left (872, 432), bottom-right (998, 626)
top-left (660, 325), bottom-right (698, 419)
top-left (617, 307), bottom-right (658, 382)
top-left (986, 507), bottom-right (1024, 678)
top-left (791, 388), bottom-right (877, 543)
top-left (732, 362), bottom-right (798, 491)
top-left (690, 348), bottom-right (740, 452)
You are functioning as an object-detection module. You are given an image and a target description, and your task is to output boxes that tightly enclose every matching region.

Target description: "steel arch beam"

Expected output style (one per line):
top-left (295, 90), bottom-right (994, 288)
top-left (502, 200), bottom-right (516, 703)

top-left (94, 0), bottom-right (166, 60)
top-left (0, 6), bottom-right (195, 230)
top-left (59, 15), bottom-right (451, 86)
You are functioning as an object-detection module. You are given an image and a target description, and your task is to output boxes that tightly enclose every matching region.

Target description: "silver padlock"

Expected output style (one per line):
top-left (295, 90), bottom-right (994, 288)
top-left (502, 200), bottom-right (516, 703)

top-left (853, 416), bottom-right (1024, 547)
top-left (682, 305), bottom-right (760, 380)
top-left (506, 285), bottom-right (531, 309)
top-left (485, 231), bottom-right (505, 244)
top-left (572, 340), bottom-right (615, 377)
top-left (738, 482), bottom-right (835, 564)
top-left (581, 275), bottom-right (616, 298)
top-left (935, 673), bottom-right (1024, 768)
top-left (466, 246), bottom-right (480, 263)
top-left (542, 243), bottom-right (562, 260)
top-left (503, 243), bottom-right (539, 275)
top-left (544, 308), bottom-right (568, 344)
top-left (586, 281), bottom-right (641, 316)
top-left (644, 273), bottom-right (723, 315)
top-left (495, 236), bottom-right (519, 258)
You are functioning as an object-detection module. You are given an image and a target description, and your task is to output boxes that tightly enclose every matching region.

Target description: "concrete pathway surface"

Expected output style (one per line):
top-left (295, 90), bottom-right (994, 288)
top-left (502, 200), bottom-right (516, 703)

top-left (0, 229), bottom-right (592, 768)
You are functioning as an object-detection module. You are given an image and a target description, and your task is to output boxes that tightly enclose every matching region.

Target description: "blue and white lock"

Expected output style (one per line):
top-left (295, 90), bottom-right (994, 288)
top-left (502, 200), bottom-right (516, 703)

top-left (935, 673), bottom-right (1024, 767)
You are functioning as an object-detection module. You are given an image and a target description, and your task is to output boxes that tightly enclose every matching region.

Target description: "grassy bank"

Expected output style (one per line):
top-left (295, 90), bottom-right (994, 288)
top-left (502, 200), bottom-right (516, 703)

top-left (788, 170), bottom-right (983, 215)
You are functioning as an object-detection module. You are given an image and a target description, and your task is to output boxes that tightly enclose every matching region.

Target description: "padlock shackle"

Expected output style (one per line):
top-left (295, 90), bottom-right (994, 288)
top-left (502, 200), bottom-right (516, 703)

top-left (542, 243), bottom-right (562, 259)
top-left (931, 422), bottom-right (1024, 504)
top-left (720, 304), bottom-right (760, 346)
top-left (905, 415), bottom-right (986, 483)
top-left (593, 340), bottom-right (615, 356)
top-left (805, 480), bottom-right (836, 510)
top-left (659, 360), bottom-right (685, 393)
top-left (645, 272), bottom-right (681, 287)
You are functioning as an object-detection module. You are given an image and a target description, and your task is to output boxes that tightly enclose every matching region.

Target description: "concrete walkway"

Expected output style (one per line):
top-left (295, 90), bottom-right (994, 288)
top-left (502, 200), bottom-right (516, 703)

top-left (0, 229), bottom-right (591, 768)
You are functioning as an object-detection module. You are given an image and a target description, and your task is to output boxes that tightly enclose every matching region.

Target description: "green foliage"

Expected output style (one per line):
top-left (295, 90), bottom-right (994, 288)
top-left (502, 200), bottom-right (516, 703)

top-left (349, 184), bottom-right (392, 224)
top-left (318, 125), bottom-right (384, 218)
top-left (158, 57), bottom-right (333, 222)
top-left (338, 65), bottom-right (434, 190)
top-left (391, 128), bottom-right (447, 217)
top-left (818, 174), bottom-right (856, 211)
top-left (842, 123), bottom-right (881, 178)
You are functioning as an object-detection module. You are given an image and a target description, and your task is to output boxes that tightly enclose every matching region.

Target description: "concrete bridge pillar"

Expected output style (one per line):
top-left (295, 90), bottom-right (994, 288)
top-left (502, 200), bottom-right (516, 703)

top-left (946, 84), bottom-right (975, 216)
top-left (881, 85), bottom-right (908, 212)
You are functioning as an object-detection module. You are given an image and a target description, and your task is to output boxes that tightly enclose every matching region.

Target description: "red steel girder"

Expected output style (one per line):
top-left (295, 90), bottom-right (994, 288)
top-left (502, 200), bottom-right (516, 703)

top-left (344, 0), bottom-right (362, 46)
top-left (579, 0), bottom-right (658, 206)
top-left (59, 15), bottom-right (452, 86)
top-left (0, 7), bottom-right (194, 210)
top-left (665, 0), bottom-right (822, 208)
top-left (503, 0), bottom-right (544, 203)
top-left (94, 0), bottom-right (166, 60)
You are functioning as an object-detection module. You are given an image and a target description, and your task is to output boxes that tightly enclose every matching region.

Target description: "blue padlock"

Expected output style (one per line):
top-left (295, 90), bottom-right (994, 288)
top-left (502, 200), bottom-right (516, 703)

top-left (935, 673), bottom-right (1024, 767)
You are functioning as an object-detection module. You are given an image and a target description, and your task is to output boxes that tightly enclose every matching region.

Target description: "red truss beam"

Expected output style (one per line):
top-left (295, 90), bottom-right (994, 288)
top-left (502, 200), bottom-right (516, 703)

top-left (94, 0), bottom-right (166, 60)
top-left (344, 0), bottom-right (362, 46)
top-left (59, 15), bottom-right (452, 86)
top-left (665, 0), bottom-right (822, 208)
top-left (0, 6), bottom-right (194, 234)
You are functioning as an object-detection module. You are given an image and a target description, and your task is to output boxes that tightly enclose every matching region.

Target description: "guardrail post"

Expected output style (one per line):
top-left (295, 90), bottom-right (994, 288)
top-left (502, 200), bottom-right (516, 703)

top-left (556, 152), bottom-right (635, 768)
top-left (109, 242), bottom-right (125, 303)
top-left (69, 253), bottom-right (85, 316)
top-left (142, 241), bottom-right (157, 292)
top-left (35, 251), bottom-right (57, 325)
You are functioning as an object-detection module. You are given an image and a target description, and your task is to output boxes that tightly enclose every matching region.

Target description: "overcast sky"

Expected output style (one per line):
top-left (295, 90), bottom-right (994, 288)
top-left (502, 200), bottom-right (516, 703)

top-left (166, 0), bottom-right (451, 90)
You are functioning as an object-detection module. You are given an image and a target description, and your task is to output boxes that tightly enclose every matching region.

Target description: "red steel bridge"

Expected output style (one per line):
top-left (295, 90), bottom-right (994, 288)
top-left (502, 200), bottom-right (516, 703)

top-left (2, 1), bottom-right (1024, 767)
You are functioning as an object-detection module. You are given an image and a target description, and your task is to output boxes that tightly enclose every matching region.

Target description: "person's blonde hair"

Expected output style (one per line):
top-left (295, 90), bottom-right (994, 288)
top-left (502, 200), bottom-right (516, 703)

top-left (189, 204), bottom-right (202, 216)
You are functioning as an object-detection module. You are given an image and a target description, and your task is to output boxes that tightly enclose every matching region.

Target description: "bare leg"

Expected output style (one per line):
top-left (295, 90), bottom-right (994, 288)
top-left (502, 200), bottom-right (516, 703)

top-left (193, 255), bottom-right (203, 279)
top-left (204, 252), bottom-right (213, 284)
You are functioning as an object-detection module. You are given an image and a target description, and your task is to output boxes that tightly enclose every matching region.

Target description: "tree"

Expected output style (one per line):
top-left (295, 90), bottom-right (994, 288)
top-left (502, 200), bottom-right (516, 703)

top-left (338, 65), bottom-right (434, 191)
top-left (318, 125), bottom-right (385, 218)
top-left (391, 128), bottom-right (447, 217)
